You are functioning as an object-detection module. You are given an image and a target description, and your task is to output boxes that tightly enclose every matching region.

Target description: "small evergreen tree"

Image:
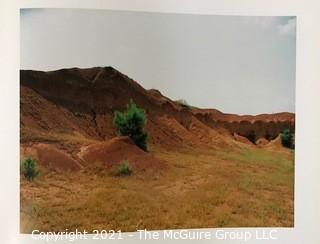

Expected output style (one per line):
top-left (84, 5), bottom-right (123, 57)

top-left (280, 129), bottom-right (294, 149)
top-left (113, 100), bottom-right (148, 151)
top-left (21, 157), bottom-right (39, 181)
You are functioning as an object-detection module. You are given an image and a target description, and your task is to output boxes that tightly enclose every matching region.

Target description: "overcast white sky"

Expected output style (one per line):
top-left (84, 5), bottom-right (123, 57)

top-left (20, 9), bottom-right (296, 115)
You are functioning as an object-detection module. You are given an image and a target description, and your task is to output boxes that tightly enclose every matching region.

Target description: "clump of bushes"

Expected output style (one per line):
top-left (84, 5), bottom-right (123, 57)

top-left (280, 129), bottom-right (294, 149)
top-left (116, 161), bottom-right (132, 176)
top-left (176, 99), bottom-right (191, 109)
top-left (113, 100), bottom-right (148, 151)
top-left (21, 157), bottom-right (39, 181)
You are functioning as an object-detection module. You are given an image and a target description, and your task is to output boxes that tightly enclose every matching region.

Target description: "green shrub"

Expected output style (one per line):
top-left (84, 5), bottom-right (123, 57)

top-left (21, 157), bottom-right (39, 181)
top-left (176, 99), bottom-right (191, 109)
top-left (280, 129), bottom-right (294, 149)
top-left (116, 161), bottom-right (132, 176)
top-left (113, 100), bottom-right (148, 151)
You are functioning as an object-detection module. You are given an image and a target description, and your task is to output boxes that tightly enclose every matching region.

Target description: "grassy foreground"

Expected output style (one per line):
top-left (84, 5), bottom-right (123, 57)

top-left (20, 145), bottom-right (294, 233)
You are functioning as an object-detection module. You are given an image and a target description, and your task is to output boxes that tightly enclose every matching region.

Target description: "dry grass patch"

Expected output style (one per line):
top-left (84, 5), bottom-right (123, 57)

top-left (20, 145), bottom-right (294, 232)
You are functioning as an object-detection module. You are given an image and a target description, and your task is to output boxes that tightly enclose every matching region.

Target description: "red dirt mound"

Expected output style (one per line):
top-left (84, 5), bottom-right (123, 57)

top-left (265, 135), bottom-right (284, 149)
top-left (21, 143), bottom-right (83, 171)
top-left (233, 133), bottom-right (253, 145)
top-left (78, 136), bottom-right (166, 171)
top-left (256, 137), bottom-right (269, 146)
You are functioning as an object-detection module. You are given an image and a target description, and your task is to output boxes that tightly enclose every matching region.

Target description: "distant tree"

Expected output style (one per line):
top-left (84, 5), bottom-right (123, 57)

top-left (280, 129), bottom-right (294, 149)
top-left (176, 99), bottom-right (191, 109)
top-left (21, 157), bottom-right (39, 181)
top-left (113, 100), bottom-right (148, 151)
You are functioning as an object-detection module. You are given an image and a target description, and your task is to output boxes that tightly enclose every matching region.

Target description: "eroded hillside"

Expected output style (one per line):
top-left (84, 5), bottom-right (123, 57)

top-left (20, 66), bottom-right (294, 148)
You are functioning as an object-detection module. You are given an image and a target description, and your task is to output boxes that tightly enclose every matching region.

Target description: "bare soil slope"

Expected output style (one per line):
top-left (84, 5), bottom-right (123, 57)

top-left (79, 136), bottom-right (166, 171)
top-left (21, 66), bottom-right (294, 151)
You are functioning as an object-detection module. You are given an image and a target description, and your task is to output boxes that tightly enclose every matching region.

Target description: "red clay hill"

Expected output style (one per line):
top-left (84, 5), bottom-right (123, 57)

top-left (20, 67), bottom-right (294, 170)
